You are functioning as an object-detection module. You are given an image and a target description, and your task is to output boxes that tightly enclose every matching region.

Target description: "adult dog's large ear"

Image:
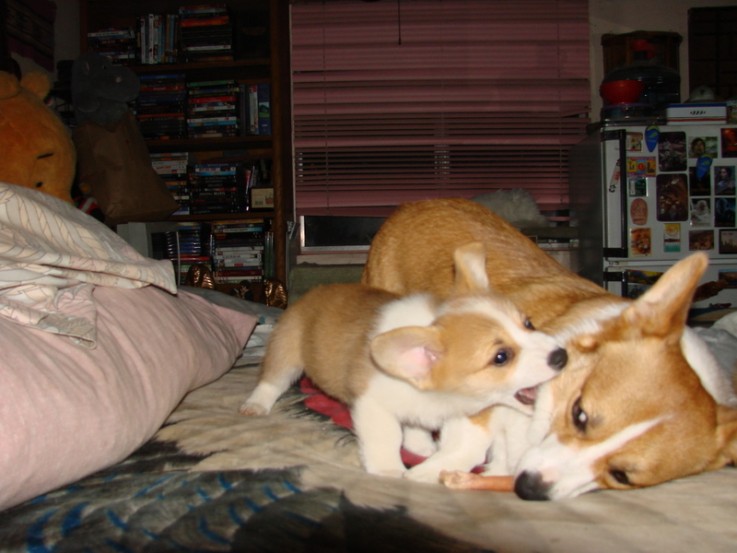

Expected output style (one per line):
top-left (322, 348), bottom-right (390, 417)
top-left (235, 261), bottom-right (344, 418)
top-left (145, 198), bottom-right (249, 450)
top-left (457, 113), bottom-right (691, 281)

top-left (621, 252), bottom-right (708, 339)
top-left (714, 405), bottom-right (737, 469)
top-left (452, 242), bottom-right (489, 294)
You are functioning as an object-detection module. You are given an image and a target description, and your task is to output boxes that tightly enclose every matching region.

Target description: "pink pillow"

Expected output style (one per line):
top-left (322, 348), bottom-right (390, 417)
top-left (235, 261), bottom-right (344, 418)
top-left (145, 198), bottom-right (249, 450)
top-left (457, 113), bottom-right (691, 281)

top-left (0, 286), bottom-right (255, 510)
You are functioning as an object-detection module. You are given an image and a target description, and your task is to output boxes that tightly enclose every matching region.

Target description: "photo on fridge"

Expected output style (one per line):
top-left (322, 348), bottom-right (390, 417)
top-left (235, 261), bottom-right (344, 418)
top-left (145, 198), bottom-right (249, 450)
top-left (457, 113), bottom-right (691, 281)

top-left (656, 173), bottom-right (689, 221)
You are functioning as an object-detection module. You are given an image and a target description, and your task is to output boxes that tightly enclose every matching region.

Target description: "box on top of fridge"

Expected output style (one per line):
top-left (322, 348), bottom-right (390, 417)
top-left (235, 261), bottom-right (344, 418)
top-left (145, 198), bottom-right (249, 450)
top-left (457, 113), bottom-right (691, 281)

top-left (666, 103), bottom-right (727, 124)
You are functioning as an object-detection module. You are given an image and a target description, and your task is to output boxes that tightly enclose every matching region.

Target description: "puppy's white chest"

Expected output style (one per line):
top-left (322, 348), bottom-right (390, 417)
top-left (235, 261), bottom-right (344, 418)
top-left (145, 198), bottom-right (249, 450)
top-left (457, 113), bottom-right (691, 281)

top-left (362, 374), bottom-right (468, 428)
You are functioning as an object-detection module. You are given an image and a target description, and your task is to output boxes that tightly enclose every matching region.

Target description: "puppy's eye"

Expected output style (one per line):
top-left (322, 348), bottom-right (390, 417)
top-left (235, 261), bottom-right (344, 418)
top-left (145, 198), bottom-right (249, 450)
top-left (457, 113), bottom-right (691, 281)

top-left (492, 348), bottom-right (512, 366)
top-left (523, 318), bottom-right (535, 330)
top-left (610, 469), bottom-right (630, 486)
top-left (572, 397), bottom-right (588, 432)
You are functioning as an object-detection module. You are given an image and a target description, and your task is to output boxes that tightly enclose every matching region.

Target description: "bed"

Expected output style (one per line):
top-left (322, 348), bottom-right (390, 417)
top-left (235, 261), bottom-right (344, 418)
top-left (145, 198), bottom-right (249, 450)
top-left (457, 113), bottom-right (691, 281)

top-left (1, 182), bottom-right (736, 552)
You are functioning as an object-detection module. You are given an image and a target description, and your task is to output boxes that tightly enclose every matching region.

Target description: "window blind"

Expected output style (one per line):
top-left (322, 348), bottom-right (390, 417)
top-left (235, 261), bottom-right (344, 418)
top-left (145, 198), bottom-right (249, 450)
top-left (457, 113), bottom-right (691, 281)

top-left (291, 0), bottom-right (590, 217)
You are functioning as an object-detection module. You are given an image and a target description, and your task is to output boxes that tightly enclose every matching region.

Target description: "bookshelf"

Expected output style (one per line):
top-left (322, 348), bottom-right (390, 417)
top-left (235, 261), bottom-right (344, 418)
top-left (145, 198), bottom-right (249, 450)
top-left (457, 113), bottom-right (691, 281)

top-left (79, 0), bottom-right (292, 289)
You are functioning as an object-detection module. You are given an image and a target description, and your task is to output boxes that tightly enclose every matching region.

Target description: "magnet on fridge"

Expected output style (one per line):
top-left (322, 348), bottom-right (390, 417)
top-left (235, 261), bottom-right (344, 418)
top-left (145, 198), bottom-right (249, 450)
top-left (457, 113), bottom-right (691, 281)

top-left (626, 132), bottom-right (643, 152)
top-left (645, 126), bottom-right (659, 152)
top-left (630, 227), bottom-right (652, 256)
top-left (630, 197), bottom-right (648, 224)
top-left (689, 198), bottom-right (711, 226)
top-left (718, 229), bottom-right (737, 254)
top-left (628, 178), bottom-right (647, 197)
top-left (696, 155), bottom-right (713, 179)
top-left (688, 229), bottom-right (714, 251)
top-left (655, 174), bottom-right (689, 222)
top-left (664, 223), bottom-right (681, 253)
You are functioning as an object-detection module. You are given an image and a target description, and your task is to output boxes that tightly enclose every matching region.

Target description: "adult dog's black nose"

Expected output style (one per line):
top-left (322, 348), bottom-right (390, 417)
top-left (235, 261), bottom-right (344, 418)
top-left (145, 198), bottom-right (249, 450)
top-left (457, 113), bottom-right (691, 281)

top-left (515, 470), bottom-right (552, 501)
top-left (548, 347), bottom-right (567, 371)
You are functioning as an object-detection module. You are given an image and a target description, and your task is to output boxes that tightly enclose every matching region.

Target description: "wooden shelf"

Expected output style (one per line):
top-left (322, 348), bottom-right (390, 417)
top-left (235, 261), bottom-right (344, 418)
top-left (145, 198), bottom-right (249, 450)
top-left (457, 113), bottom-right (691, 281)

top-left (168, 211), bottom-right (274, 222)
top-left (146, 135), bottom-right (272, 154)
top-left (131, 58), bottom-right (271, 81)
top-left (132, 58), bottom-right (270, 72)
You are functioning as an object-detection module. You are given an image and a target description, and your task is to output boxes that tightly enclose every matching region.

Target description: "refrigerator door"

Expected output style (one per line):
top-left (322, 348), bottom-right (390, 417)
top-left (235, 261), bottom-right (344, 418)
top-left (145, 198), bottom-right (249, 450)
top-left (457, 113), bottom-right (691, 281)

top-left (612, 124), bottom-right (737, 262)
top-left (571, 122), bottom-right (737, 307)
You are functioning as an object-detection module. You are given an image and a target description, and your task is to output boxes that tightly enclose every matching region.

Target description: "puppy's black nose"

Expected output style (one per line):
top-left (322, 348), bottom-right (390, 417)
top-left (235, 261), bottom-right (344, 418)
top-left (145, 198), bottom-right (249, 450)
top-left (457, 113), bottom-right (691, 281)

top-left (548, 347), bottom-right (567, 371)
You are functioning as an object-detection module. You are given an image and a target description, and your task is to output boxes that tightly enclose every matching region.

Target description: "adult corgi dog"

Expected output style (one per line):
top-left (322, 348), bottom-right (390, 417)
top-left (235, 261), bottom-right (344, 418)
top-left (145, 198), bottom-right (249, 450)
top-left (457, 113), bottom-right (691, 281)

top-left (240, 243), bottom-right (567, 478)
top-left (363, 198), bottom-right (737, 499)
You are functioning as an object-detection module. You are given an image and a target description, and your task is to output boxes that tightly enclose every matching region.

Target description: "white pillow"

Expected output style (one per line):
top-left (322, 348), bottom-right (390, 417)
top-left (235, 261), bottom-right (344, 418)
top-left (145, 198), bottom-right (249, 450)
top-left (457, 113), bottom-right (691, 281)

top-left (0, 286), bottom-right (256, 510)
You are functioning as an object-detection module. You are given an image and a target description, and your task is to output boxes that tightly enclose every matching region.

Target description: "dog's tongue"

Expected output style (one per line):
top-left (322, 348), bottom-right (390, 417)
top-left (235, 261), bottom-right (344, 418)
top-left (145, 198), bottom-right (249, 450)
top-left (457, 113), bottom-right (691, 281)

top-left (515, 386), bottom-right (537, 406)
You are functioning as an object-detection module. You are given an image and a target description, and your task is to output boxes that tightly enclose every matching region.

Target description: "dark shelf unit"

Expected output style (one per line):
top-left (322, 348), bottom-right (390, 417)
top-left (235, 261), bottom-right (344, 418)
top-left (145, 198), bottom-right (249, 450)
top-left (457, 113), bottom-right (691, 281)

top-left (79, 0), bottom-right (293, 288)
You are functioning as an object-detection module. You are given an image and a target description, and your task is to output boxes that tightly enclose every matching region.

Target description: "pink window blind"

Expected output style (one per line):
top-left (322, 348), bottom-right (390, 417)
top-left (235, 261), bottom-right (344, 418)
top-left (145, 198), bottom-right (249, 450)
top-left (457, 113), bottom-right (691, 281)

top-left (291, 0), bottom-right (591, 217)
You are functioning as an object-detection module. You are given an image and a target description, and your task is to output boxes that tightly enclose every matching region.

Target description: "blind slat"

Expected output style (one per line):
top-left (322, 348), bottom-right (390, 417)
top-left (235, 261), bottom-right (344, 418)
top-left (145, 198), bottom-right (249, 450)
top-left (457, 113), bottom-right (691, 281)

top-left (291, 0), bottom-right (590, 215)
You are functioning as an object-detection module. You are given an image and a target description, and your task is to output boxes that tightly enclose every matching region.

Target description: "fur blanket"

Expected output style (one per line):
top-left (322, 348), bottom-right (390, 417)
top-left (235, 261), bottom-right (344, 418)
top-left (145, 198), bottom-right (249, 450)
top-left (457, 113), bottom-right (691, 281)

top-left (1, 342), bottom-right (737, 551)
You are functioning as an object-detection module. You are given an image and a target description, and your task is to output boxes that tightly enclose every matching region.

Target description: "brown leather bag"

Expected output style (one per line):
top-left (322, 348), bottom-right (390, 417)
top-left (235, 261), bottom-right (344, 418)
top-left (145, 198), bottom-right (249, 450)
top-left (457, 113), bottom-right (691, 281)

top-left (73, 111), bottom-right (179, 225)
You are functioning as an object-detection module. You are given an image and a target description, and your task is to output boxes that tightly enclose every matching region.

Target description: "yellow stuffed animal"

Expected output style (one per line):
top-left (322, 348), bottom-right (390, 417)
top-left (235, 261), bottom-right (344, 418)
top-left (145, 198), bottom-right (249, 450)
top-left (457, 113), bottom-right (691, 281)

top-left (0, 71), bottom-right (75, 202)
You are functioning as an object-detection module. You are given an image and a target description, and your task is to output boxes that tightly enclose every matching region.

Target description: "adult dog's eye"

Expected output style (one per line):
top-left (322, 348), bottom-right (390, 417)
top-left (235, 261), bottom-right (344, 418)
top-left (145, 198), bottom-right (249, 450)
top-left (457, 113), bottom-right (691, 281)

top-left (523, 318), bottom-right (535, 330)
top-left (610, 469), bottom-right (630, 486)
top-left (572, 397), bottom-right (588, 432)
top-left (492, 348), bottom-right (512, 366)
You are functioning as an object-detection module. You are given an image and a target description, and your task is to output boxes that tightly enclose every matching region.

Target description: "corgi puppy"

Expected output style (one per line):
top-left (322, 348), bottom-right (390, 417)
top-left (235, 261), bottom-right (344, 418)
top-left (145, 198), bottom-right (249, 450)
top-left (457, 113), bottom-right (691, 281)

top-left (240, 243), bottom-right (567, 478)
top-left (363, 198), bottom-right (737, 499)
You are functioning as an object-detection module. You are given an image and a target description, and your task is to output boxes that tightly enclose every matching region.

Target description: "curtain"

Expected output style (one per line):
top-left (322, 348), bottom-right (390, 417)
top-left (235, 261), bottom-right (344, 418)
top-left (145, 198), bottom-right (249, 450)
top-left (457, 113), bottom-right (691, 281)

top-left (291, 0), bottom-right (590, 217)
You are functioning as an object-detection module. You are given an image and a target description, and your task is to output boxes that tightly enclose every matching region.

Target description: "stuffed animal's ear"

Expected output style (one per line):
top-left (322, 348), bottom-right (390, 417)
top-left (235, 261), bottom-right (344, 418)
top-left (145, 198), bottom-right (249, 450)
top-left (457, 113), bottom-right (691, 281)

top-left (452, 241), bottom-right (489, 294)
top-left (622, 252), bottom-right (708, 338)
top-left (370, 326), bottom-right (442, 389)
top-left (20, 72), bottom-right (51, 101)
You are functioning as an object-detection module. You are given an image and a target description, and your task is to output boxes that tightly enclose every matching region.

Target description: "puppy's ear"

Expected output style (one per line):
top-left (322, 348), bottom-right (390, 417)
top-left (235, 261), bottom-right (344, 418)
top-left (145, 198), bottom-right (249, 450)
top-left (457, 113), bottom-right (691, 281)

top-left (622, 252), bottom-right (708, 339)
top-left (452, 242), bottom-right (489, 294)
top-left (370, 326), bottom-right (443, 388)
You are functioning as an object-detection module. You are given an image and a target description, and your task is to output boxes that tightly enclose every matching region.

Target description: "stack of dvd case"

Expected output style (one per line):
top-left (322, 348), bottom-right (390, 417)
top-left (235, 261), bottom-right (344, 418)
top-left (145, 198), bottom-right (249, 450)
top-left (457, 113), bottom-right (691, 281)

top-left (187, 79), bottom-right (239, 138)
top-left (87, 27), bottom-right (137, 63)
top-left (188, 162), bottom-right (248, 214)
top-left (151, 222), bottom-right (210, 284)
top-left (178, 4), bottom-right (233, 62)
top-left (136, 73), bottom-right (187, 140)
top-left (137, 13), bottom-right (179, 64)
top-left (209, 220), bottom-right (266, 283)
top-left (150, 152), bottom-right (190, 215)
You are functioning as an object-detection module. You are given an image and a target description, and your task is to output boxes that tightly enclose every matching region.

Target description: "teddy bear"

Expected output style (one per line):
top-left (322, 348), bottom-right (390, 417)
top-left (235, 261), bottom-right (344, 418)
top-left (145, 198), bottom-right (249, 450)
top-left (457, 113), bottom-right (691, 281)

top-left (0, 71), bottom-right (75, 203)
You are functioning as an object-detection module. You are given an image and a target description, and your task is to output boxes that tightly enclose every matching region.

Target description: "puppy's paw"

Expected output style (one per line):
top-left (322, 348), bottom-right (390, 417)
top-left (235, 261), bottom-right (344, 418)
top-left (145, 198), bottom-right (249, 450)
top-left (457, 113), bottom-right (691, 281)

top-left (403, 463), bottom-right (442, 484)
top-left (402, 427), bottom-right (438, 457)
top-left (239, 401), bottom-right (268, 416)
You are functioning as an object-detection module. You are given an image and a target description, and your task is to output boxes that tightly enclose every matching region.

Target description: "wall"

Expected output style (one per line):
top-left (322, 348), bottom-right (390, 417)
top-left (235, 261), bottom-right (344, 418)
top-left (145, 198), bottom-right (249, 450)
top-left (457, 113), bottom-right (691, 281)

top-left (13, 1), bottom-right (732, 118)
top-left (589, 0), bottom-right (737, 118)
top-left (11, 0), bottom-right (79, 79)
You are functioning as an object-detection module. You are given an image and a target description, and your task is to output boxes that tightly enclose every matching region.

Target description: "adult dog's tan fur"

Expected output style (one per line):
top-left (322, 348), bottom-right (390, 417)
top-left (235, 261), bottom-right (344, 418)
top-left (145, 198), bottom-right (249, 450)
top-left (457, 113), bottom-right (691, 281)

top-left (363, 198), bottom-right (737, 500)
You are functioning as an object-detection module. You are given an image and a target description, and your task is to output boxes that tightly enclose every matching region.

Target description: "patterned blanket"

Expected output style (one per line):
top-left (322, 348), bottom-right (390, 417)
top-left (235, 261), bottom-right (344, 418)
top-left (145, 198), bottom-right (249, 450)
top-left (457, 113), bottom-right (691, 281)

top-left (1, 347), bottom-right (737, 552)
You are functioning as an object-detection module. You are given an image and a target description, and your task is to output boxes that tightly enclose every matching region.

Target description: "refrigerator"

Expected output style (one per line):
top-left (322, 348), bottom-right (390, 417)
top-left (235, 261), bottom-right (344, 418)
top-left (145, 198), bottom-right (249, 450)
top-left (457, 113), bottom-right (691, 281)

top-left (570, 122), bottom-right (737, 321)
